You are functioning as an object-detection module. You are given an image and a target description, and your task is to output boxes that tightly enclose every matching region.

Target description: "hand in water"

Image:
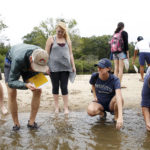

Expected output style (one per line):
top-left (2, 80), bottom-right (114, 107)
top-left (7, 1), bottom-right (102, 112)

top-left (116, 117), bottom-right (123, 130)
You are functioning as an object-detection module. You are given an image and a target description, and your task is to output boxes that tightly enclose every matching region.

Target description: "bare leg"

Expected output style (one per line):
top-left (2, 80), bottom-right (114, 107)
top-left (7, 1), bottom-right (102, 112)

top-left (29, 89), bottom-right (41, 125)
top-left (142, 107), bottom-right (150, 131)
top-left (53, 94), bottom-right (59, 113)
top-left (0, 83), bottom-right (8, 114)
top-left (114, 60), bottom-right (119, 77)
top-left (6, 84), bottom-right (19, 126)
top-left (118, 59), bottom-right (124, 84)
top-left (87, 102), bottom-right (104, 117)
top-left (109, 96), bottom-right (117, 120)
top-left (62, 94), bottom-right (69, 114)
top-left (140, 65), bottom-right (144, 81)
top-left (109, 96), bottom-right (124, 121)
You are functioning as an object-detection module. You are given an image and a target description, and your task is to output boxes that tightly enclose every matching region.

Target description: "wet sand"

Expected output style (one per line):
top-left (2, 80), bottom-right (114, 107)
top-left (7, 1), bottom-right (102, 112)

top-left (0, 73), bottom-right (143, 113)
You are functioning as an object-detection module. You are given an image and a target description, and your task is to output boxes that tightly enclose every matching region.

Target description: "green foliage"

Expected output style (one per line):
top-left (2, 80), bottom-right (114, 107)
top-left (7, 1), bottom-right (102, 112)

top-left (22, 17), bottom-right (138, 74)
top-left (22, 18), bottom-right (79, 49)
top-left (0, 16), bottom-right (10, 72)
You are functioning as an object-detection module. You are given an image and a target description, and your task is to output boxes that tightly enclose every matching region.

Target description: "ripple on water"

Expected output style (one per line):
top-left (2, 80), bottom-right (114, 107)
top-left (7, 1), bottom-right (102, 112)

top-left (0, 109), bottom-right (150, 150)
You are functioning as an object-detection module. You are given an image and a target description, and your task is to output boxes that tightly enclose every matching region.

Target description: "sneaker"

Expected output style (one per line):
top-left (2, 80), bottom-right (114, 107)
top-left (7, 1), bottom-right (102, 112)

top-left (12, 125), bottom-right (20, 131)
top-left (100, 111), bottom-right (107, 120)
top-left (27, 121), bottom-right (39, 130)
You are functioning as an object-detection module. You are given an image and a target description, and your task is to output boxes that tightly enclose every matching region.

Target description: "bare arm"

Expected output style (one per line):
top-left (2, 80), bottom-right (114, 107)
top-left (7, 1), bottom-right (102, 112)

top-left (132, 50), bottom-right (138, 65)
top-left (92, 85), bottom-right (98, 102)
top-left (126, 50), bottom-right (129, 60)
top-left (45, 36), bottom-right (53, 55)
top-left (68, 41), bottom-right (76, 72)
top-left (115, 89), bottom-right (124, 129)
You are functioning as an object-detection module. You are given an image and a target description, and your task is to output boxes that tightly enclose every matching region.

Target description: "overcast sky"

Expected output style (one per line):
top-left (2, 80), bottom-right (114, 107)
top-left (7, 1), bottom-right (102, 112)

top-left (0, 0), bottom-right (150, 45)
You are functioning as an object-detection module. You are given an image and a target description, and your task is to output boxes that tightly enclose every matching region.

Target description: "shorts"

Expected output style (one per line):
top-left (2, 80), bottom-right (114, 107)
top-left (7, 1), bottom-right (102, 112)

top-left (139, 52), bottom-right (150, 66)
top-left (97, 99), bottom-right (114, 114)
top-left (113, 52), bottom-right (126, 60)
top-left (4, 58), bottom-right (38, 83)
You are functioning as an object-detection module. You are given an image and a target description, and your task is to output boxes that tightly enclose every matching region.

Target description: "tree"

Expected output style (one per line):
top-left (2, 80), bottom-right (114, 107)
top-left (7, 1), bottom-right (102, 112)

top-left (0, 15), bottom-right (10, 72)
top-left (22, 18), bottom-right (79, 49)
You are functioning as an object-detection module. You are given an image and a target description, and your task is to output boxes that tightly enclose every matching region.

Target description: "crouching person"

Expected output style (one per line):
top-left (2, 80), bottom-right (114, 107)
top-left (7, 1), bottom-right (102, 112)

top-left (87, 58), bottom-right (124, 130)
top-left (4, 44), bottom-right (49, 131)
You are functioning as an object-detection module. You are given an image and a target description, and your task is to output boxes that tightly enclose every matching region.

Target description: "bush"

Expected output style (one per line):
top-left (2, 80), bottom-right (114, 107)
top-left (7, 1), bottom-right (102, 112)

top-left (0, 54), bottom-right (5, 72)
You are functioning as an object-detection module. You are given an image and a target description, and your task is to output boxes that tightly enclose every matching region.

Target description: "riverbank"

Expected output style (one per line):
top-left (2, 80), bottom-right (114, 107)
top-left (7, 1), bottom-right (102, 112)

top-left (1, 73), bottom-right (143, 113)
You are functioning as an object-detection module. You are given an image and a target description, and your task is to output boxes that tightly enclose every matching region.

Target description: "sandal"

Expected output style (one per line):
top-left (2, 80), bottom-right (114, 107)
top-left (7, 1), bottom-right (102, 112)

top-left (100, 111), bottom-right (107, 120)
top-left (27, 121), bottom-right (39, 130)
top-left (12, 125), bottom-right (20, 131)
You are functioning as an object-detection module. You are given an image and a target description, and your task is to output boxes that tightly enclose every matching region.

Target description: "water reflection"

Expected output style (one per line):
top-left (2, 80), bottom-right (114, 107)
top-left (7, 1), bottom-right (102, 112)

top-left (0, 109), bottom-right (150, 150)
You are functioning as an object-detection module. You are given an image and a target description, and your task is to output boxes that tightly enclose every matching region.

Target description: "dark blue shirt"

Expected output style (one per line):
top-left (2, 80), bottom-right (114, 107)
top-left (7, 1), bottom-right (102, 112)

top-left (90, 72), bottom-right (120, 106)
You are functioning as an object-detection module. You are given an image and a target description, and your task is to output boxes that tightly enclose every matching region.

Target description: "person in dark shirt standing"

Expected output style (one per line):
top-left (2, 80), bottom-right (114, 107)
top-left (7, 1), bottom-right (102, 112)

top-left (87, 58), bottom-right (124, 130)
top-left (112, 22), bottom-right (129, 87)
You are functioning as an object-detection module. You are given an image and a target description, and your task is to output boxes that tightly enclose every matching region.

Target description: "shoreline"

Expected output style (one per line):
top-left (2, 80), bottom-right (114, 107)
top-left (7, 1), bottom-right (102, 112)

top-left (1, 73), bottom-right (143, 113)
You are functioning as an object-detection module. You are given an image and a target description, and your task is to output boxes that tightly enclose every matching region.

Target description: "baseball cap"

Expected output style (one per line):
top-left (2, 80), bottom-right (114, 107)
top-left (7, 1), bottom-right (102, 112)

top-left (94, 58), bottom-right (112, 68)
top-left (137, 36), bottom-right (143, 41)
top-left (31, 49), bottom-right (49, 73)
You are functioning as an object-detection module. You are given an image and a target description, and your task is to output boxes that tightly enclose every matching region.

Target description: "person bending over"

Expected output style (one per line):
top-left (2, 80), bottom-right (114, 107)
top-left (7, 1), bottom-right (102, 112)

top-left (4, 43), bottom-right (49, 131)
top-left (132, 36), bottom-right (150, 82)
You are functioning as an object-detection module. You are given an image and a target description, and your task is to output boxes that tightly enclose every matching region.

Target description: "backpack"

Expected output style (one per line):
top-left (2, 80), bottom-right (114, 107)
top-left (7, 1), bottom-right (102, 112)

top-left (110, 30), bottom-right (124, 53)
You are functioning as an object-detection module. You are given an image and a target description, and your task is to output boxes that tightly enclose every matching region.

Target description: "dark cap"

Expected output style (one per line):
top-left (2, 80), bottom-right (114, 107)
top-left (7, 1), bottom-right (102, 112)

top-left (137, 36), bottom-right (144, 42)
top-left (94, 58), bottom-right (112, 68)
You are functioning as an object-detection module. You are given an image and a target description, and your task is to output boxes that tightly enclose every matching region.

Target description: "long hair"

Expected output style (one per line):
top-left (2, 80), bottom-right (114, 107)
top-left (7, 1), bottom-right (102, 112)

top-left (114, 22), bottom-right (124, 33)
top-left (56, 22), bottom-right (71, 43)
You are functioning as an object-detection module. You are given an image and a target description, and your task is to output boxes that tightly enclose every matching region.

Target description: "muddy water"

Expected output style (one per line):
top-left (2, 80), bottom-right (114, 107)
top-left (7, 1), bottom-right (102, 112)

top-left (0, 109), bottom-right (150, 150)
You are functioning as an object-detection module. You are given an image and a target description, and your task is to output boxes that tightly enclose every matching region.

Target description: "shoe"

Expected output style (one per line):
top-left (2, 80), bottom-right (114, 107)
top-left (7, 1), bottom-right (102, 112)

top-left (12, 125), bottom-right (20, 131)
top-left (27, 121), bottom-right (39, 130)
top-left (100, 111), bottom-right (107, 120)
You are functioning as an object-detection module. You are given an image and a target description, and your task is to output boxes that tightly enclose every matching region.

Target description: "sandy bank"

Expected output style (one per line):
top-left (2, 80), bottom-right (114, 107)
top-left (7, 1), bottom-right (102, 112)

top-left (0, 73), bottom-right (143, 113)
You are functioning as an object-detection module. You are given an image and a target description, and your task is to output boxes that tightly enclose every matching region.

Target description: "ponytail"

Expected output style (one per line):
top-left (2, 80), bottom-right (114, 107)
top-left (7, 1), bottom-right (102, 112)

top-left (114, 22), bottom-right (124, 33)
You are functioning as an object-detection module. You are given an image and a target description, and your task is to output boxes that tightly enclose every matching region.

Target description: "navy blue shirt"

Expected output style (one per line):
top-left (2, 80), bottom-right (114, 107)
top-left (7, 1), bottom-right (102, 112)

top-left (90, 72), bottom-right (120, 106)
top-left (141, 74), bottom-right (150, 107)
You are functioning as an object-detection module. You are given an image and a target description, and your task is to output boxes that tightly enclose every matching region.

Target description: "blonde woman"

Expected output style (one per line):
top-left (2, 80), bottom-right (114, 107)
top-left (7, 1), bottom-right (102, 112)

top-left (45, 22), bottom-right (76, 114)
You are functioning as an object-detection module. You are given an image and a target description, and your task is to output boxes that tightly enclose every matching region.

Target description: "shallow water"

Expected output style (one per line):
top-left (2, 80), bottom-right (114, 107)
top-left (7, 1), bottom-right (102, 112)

top-left (0, 109), bottom-right (150, 150)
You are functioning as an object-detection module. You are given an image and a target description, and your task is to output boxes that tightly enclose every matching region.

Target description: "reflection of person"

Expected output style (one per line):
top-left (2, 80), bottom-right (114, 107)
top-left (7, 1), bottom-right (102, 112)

top-left (87, 58), bottom-right (124, 130)
top-left (0, 82), bottom-right (8, 115)
top-left (112, 22), bottom-right (129, 87)
top-left (141, 70), bottom-right (150, 131)
top-left (45, 22), bottom-right (76, 114)
top-left (4, 44), bottom-right (49, 131)
top-left (132, 36), bottom-right (150, 82)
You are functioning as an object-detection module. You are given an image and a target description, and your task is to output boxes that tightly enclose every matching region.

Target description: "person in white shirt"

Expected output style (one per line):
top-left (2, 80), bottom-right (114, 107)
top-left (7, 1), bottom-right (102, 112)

top-left (132, 36), bottom-right (150, 82)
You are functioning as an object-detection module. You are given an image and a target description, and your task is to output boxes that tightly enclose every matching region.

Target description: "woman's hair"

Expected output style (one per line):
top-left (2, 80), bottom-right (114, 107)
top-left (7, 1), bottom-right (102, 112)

top-left (56, 22), bottom-right (71, 43)
top-left (114, 22), bottom-right (124, 33)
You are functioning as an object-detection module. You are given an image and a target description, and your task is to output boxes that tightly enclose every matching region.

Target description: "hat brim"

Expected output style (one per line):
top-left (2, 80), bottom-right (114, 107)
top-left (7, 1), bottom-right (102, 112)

top-left (31, 62), bottom-right (48, 73)
top-left (94, 64), bottom-right (105, 68)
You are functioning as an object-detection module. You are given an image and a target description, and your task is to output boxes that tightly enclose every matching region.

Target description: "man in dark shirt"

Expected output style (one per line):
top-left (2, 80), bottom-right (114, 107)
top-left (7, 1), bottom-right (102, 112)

top-left (4, 44), bottom-right (49, 131)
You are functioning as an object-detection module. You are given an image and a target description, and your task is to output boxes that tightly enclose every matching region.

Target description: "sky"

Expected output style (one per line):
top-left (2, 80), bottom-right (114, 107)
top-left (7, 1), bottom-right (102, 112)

top-left (0, 0), bottom-right (150, 45)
